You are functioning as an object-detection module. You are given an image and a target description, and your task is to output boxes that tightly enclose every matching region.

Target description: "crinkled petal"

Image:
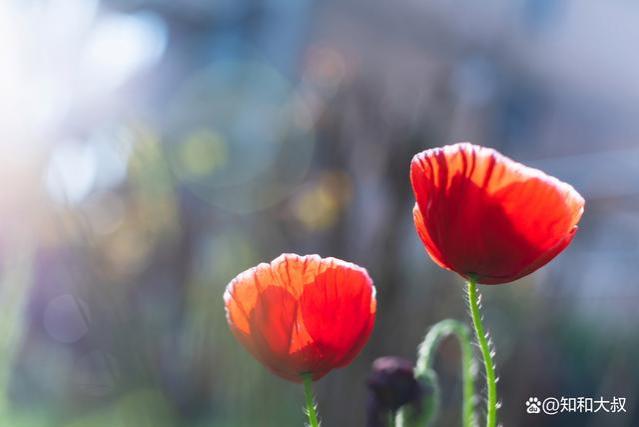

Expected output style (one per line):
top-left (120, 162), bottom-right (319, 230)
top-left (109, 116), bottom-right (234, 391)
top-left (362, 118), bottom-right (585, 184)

top-left (224, 254), bottom-right (377, 382)
top-left (410, 143), bottom-right (584, 284)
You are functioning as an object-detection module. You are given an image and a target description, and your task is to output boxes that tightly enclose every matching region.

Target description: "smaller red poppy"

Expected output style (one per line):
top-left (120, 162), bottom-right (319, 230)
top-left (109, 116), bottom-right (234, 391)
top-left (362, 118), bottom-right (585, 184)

top-left (411, 143), bottom-right (584, 284)
top-left (224, 253), bottom-right (377, 382)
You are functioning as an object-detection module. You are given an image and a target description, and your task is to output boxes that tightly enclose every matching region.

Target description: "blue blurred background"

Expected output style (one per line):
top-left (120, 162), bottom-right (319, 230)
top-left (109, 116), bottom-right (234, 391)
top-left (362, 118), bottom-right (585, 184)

top-left (0, 0), bottom-right (638, 426)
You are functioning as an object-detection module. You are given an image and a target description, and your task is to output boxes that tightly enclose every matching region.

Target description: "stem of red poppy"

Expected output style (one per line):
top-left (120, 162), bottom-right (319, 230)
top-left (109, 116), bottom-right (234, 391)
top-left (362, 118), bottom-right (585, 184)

top-left (302, 374), bottom-right (320, 427)
top-left (467, 278), bottom-right (497, 427)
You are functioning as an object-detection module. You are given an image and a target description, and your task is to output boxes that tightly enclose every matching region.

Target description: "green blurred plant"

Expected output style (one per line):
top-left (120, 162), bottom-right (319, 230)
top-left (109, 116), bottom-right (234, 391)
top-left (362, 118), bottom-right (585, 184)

top-left (396, 319), bottom-right (477, 427)
top-left (0, 243), bottom-right (34, 418)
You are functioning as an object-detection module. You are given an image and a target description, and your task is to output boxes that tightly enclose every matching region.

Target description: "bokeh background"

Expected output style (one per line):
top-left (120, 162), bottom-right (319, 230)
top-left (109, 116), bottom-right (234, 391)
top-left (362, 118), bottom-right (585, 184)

top-left (1, 0), bottom-right (638, 426)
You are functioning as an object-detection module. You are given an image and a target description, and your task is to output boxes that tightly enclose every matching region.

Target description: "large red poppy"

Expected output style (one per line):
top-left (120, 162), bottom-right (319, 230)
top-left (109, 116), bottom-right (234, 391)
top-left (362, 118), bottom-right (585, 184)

top-left (224, 253), bottom-right (377, 382)
top-left (411, 143), bottom-right (584, 285)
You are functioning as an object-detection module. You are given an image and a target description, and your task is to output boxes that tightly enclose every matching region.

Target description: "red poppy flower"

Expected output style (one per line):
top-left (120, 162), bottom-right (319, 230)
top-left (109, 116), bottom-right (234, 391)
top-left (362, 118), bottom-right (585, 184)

top-left (224, 253), bottom-right (377, 382)
top-left (411, 143), bottom-right (584, 284)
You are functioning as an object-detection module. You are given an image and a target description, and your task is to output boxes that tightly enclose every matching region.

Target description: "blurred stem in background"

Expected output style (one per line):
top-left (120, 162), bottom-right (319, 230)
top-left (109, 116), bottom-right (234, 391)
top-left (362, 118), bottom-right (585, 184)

top-left (397, 319), bottom-right (477, 427)
top-left (302, 374), bottom-right (320, 427)
top-left (0, 241), bottom-right (34, 417)
top-left (467, 278), bottom-right (497, 427)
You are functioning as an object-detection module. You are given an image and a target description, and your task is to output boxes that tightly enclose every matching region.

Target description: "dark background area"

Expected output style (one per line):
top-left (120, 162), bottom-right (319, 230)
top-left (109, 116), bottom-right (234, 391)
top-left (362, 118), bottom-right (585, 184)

top-left (0, 0), bottom-right (638, 426)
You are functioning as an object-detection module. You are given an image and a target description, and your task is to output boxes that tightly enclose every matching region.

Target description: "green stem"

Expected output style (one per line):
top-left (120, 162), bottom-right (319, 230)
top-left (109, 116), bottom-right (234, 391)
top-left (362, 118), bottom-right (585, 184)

top-left (467, 278), bottom-right (497, 427)
top-left (302, 374), bottom-right (320, 427)
top-left (413, 319), bottom-right (477, 427)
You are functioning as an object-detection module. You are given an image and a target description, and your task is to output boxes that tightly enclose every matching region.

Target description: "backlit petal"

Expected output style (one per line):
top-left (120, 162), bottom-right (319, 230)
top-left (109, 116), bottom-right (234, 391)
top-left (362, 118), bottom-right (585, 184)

top-left (411, 143), bottom-right (584, 284)
top-left (224, 254), bottom-right (377, 382)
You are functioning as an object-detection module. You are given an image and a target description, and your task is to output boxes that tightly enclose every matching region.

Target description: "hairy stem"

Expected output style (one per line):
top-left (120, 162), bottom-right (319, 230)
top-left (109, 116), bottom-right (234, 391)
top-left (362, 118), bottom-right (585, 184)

top-left (414, 319), bottom-right (478, 427)
top-left (467, 278), bottom-right (497, 427)
top-left (302, 374), bottom-right (320, 427)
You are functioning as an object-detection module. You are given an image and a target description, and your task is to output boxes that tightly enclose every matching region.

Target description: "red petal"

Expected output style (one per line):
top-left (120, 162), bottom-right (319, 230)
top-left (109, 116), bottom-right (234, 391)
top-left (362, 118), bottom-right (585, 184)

top-left (224, 254), bottom-right (376, 382)
top-left (299, 258), bottom-right (376, 379)
top-left (248, 286), bottom-right (300, 378)
top-left (411, 143), bottom-right (584, 284)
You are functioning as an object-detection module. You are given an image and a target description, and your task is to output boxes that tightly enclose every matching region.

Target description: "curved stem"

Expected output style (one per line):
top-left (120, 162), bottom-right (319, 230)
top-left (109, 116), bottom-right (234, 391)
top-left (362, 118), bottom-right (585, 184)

top-left (302, 374), bottom-right (320, 427)
top-left (414, 319), bottom-right (478, 427)
top-left (388, 412), bottom-right (397, 427)
top-left (467, 278), bottom-right (497, 427)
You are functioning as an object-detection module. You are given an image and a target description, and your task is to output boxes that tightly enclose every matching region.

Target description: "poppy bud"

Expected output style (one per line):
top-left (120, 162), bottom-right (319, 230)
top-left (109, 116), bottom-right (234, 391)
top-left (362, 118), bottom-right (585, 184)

top-left (367, 357), bottom-right (427, 427)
